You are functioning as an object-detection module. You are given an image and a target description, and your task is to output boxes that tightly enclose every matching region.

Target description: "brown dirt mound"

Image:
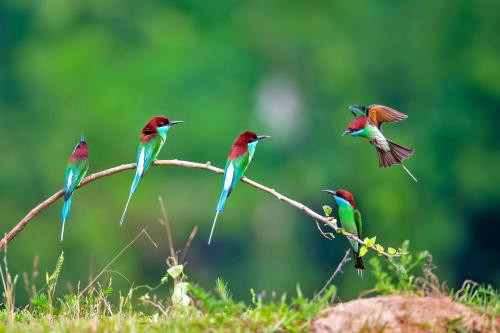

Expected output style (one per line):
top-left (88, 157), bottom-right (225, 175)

top-left (312, 295), bottom-right (498, 333)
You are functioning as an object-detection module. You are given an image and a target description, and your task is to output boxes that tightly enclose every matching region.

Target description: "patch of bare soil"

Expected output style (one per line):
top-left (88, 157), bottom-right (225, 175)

top-left (312, 295), bottom-right (498, 333)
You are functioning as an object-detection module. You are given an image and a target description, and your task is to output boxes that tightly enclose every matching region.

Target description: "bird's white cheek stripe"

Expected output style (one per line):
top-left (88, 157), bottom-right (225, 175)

top-left (224, 163), bottom-right (234, 191)
top-left (137, 148), bottom-right (145, 176)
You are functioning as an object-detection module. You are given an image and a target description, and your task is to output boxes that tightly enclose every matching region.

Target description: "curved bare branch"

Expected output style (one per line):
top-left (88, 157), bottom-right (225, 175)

top-left (0, 159), bottom-right (395, 258)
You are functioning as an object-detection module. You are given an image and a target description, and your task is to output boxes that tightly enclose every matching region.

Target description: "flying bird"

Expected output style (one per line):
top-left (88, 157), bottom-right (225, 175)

top-left (342, 104), bottom-right (417, 182)
top-left (322, 189), bottom-right (364, 273)
top-left (119, 116), bottom-right (183, 226)
top-left (61, 134), bottom-right (89, 241)
top-left (209, 130), bottom-right (270, 245)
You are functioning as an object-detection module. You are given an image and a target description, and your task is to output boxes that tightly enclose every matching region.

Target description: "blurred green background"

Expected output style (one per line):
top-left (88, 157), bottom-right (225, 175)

top-left (1, 0), bottom-right (499, 303)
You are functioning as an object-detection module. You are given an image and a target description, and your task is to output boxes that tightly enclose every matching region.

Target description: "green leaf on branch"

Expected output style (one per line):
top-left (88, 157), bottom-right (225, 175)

top-left (388, 247), bottom-right (397, 255)
top-left (375, 244), bottom-right (384, 253)
top-left (365, 236), bottom-right (376, 248)
top-left (322, 205), bottom-right (332, 216)
top-left (359, 246), bottom-right (368, 257)
top-left (168, 265), bottom-right (184, 279)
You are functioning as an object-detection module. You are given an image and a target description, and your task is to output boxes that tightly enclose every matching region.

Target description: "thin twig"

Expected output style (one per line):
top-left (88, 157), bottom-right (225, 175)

top-left (79, 228), bottom-right (151, 297)
top-left (158, 196), bottom-right (177, 265)
top-left (180, 226), bottom-right (198, 264)
top-left (316, 221), bottom-right (334, 240)
top-left (139, 296), bottom-right (169, 317)
top-left (102, 270), bottom-right (131, 284)
top-left (314, 249), bottom-right (351, 301)
top-left (0, 159), bottom-right (397, 258)
top-left (143, 229), bottom-right (158, 249)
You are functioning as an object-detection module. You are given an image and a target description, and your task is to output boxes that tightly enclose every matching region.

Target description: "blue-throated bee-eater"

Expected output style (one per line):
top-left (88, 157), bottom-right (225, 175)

top-left (342, 104), bottom-right (417, 182)
top-left (208, 130), bottom-right (270, 244)
top-left (119, 116), bottom-right (183, 226)
top-left (61, 134), bottom-right (89, 241)
top-left (322, 189), bottom-right (364, 273)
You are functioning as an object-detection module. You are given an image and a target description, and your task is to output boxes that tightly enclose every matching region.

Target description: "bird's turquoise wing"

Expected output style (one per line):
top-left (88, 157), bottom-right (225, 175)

top-left (338, 205), bottom-right (359, 252)
top-left (354, 209), bottom-right (362, 239)
top-left (63, 159), bottom-right (89, 200)
top-left (215, 151), bottom-right (250, 212)
top-left (63, 166), bottom-right (74, 194)
top-left (143, 135), bottom-right (164, 175)
top-left (134, 134), bottom-right (163, 179)
top-left (229, 152), bottom-right (250, 191)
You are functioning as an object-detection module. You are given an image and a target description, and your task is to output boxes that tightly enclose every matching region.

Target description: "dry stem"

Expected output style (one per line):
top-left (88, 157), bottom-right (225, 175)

top-left (313, 249), bottom-right (351, 300)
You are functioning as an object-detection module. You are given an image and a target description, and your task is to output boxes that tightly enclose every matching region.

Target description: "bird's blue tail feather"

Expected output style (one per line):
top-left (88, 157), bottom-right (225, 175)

top-left (119, 171), bottom-right (141, 226)
top-left (208, 189), bottom-right (230, 245)
top-left (130, 171), bottom-right (142, 195)
top-left (61, 195), bottom-right (73, 221)
top-left (216, 189), bottom-right (229, 213)
top-left (60, 195), bottom-right (73, 241)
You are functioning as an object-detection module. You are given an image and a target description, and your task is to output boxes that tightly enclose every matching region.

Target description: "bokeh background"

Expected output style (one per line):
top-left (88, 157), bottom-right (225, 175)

top-left (1, 0), bottom-right (499, 303)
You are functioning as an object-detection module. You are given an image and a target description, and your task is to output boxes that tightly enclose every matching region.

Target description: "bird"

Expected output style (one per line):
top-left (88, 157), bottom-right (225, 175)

top-left (119, 116), bottom-right (184, 226)
top-left (342, 104), bottom-right (417, 182)
top-left (208, 130), bottom-right (270, 245)
top-left (322, 189), bottom-right (364, 273)
top-left (61, 133), bottom-right (89, 241)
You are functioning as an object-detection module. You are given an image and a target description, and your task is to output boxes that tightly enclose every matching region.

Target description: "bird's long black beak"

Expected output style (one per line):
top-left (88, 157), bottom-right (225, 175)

top-left (322, 189), bottom-right (337, 196)
top-left (341, 130), bottom-right (351, 137)
top-left (80, 132), bottom-right (85, 142)
top-left (169, 120), bottom-right (184, 126)
top-left (256, 135), bottom-right (271, 141)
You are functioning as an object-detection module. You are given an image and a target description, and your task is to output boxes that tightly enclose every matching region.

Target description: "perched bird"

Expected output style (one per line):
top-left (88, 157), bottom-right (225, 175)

top-left (208, 130), bottom-right (270, 245)
top-left (322, 189), bottom-right (364, 272)
top-left (119, 116), bottom-right (183, 226)
top-left (342, 104), bottom-right (417, 182)
top-left (61, 134), bottom-right (89, 241)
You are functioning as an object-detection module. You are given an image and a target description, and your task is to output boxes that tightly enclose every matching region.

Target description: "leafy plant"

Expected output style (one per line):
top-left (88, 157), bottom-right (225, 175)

top-left (369, 240), bottom-right (430, 295)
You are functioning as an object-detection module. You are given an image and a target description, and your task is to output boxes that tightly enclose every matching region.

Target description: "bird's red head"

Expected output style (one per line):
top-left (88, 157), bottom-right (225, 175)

top-left (335, 189), bottom-right (357, 208)
top-left (142, 116), bottom-right (170, 135)
top-left (229, 131), bottom-right (258, 159)
top-left (228, 131), bottom-right (270, 159)
top-left (235, 131), bottom-right (259, 144)
top-left (140, 116), bottom-right (184, 143)
top-left (347, 116), bottom-right (368, 133)
top-left (70, 139), bottom-right (88, 161)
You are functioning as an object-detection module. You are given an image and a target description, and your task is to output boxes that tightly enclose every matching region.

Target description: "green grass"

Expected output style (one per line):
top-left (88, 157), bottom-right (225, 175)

top-left (0, 240), bottom-right (497, 332)
top-left (0, 278), bottom-right (337, 332)
top-left (0, 246), bottom-right (339, 332)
